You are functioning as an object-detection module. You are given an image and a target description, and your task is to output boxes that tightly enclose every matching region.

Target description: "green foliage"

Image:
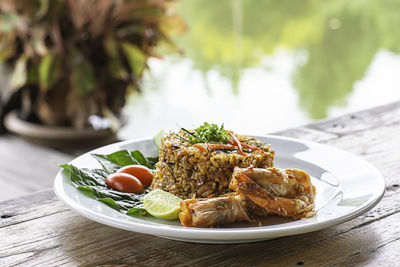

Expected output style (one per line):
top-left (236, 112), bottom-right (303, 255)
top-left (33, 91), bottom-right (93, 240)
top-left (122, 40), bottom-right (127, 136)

top-left (93, 149), bottom-right (157, 171)
top-left (39, 53), bottom-right (59, 89)
top-left (0, 0), bottom-right (184, 128)
top-left (183, 122), bottom-right (230, 144)
top-left (71, 59), bottom-right (96, 95)
top-left (60, 148), bottom-right (158, 215)
top-left (293, 10), bottom-right (379, 119)
top-left (9, 56), bottom-right (27, 91)
top-left (175, 0), bottom-right (321, 92)
top-left (122, 42), bottom-right (147, 76)
top-left (175, 0), bottom-right (400, 119)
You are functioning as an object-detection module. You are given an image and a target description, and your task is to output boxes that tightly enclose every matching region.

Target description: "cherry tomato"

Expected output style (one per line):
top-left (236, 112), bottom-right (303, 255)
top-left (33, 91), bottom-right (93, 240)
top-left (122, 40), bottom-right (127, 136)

top-left (105, 173), bottom-right (144, 194)
top-left (116, 165), bottom-right (154, 187)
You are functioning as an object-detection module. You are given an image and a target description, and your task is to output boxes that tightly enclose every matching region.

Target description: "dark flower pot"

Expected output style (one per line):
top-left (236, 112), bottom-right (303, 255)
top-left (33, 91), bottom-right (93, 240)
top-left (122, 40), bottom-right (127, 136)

top-left (4, 111), bottom-right (118, 149)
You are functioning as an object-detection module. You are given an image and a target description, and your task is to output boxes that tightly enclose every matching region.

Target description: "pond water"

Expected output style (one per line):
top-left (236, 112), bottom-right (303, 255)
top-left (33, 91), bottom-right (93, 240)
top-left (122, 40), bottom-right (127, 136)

top-left (119, 0), bottom-right (400, 140)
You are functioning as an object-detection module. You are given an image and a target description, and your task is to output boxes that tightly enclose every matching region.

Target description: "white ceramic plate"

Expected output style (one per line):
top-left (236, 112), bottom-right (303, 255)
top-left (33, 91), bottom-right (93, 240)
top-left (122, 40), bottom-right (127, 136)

top-left (54, 135), bottom-right (385, 244)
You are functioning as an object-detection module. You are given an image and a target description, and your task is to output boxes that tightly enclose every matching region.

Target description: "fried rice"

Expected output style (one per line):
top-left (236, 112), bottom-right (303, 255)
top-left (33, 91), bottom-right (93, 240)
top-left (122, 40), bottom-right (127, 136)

top-left (150, 130), bottom-right (274, 199)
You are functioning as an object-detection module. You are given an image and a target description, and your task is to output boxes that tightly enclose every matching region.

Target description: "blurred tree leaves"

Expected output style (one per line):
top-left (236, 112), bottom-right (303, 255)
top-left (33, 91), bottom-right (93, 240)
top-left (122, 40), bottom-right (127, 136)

top-left (39, 53), bottom-right (59, 90)
top-left (175, 0), bottom-right (400, 119)
top-left (10, 56), bottom-right (27, 91)
top-left (122, 42), bottom-right (146, 77)
top-left (293, 11), bottom-right (379, 119)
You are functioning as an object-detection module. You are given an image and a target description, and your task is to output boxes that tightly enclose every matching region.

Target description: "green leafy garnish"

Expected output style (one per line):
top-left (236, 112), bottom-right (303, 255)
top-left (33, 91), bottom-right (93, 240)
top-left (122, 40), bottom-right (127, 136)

top-left (182, 122), bottom-right (230, 144)
top-left (61, 149), bottom-right (158, 216)
top-left (93, 149), bottom-right (156, 171)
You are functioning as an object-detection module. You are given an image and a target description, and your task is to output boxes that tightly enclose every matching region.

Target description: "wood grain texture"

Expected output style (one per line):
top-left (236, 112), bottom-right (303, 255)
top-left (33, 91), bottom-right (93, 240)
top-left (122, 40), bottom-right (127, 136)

top-left (1, 101), bottom-right (400, 266)
top-left (308, 101), bottom-right (400, 136)
top-left (0, 135), bottom-right (74, 201)
top-left (1, 189), bottom-right (399, 267)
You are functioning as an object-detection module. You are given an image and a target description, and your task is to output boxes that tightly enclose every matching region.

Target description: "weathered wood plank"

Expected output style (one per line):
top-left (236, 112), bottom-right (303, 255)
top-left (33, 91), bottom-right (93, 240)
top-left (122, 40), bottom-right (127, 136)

top-left (0, 186), bottom-right (399, 267)
top-left (0, 135), bottom-right (73, 201)
top-left (307, 101), bottom-right (400, 136)
top-left (0, 180), bottom-right (32, 203)
top-left (273, 126), bottom-right (338, 143)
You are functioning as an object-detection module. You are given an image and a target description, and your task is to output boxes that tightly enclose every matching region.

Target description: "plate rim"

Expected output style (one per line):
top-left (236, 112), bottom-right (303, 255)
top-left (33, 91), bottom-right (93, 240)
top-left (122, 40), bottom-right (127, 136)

top-left (53, 134), bottom-right (385, 242)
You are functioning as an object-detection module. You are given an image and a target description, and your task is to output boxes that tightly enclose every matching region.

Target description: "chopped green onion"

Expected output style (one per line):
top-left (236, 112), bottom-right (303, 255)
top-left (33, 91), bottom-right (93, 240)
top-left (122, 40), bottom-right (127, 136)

top-left (181, 122), bottom-right (230, 144)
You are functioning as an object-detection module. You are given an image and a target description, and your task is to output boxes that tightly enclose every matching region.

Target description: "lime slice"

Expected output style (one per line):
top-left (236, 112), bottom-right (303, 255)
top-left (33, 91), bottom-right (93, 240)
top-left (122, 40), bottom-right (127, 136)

top-left (153, 129), bottom-right (166, 150)
top-left (143, 189), bottom-right (183, 220)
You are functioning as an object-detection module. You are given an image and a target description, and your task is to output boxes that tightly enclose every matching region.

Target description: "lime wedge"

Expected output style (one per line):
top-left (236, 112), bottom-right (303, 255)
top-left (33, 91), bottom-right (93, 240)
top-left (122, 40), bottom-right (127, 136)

top-left (153, 129), bottom-right (166, 150)
top-left (143, 189), bottom-right (183, 220)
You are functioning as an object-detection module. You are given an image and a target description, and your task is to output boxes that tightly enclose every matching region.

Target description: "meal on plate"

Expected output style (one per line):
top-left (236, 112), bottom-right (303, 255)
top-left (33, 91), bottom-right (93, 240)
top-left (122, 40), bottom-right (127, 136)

top-left (61, 122), bottom-right (316, 228)
top-left (151, 125), bottom-right (274, 199)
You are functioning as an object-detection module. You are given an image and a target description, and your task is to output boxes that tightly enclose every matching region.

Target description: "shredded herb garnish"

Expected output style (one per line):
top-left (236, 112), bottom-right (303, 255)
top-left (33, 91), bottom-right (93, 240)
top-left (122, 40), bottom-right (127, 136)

top-left (175, 133), bottom-right (192, 143)
top-left (181, 122), bottom-right (230, 144)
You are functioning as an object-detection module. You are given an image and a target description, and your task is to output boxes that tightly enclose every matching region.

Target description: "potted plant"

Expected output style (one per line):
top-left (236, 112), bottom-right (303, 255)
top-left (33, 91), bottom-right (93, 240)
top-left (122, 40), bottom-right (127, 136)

top-left (0, 0), bottom-right (184, 147)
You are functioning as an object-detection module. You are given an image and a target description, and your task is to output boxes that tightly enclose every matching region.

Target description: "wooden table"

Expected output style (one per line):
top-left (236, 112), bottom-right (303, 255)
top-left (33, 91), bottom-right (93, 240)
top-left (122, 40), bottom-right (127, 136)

top-left (1, 101), bottom-right (400, 266)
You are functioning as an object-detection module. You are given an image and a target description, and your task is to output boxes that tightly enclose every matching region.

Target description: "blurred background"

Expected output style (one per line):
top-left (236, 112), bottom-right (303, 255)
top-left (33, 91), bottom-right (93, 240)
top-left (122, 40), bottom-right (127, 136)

top-left (1, 0), bottom-right (400, 143)
top-left (120, 0), bottom-right (400, 139)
